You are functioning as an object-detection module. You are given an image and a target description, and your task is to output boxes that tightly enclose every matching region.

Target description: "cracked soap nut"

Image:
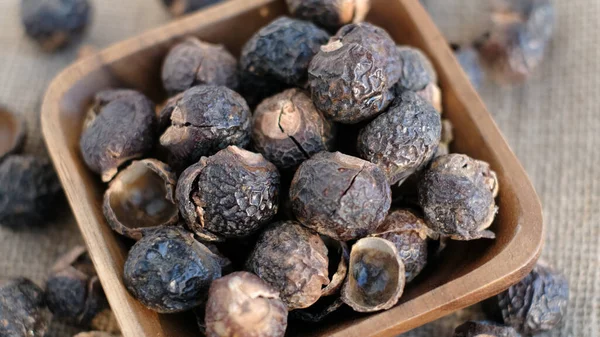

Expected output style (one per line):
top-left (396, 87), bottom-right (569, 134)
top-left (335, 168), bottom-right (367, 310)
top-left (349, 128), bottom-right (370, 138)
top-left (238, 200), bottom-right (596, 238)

top-left (493, 262), bottom-right (569, 335)
top-left (341, 237), bottom-right (405, 312)
top-left (20, 0), bottom-right (91, 52)
top-left (394, 46), bottom-right (437, 92)
top-left (309, 22), bottom-right (401, 123)
top-left (286, 0), bottom-right (371, 32)
top-left (123, 227), bottom-right (222, 313)
top-left (454, 321), bottom-right (520, 337)
top-left (252, 89), bottom-right (334, 169)
top-left (357, 91), bottom-right (442, 185)
top-left (240, 17), bottom-right (330, 90)
top-left (45, 246), bottom-right (106, 326)
top-left (371, 209), bottom-right (430, 282)
top-left (80, 89), bottom-right (157, 182)
top-left (246, 221), bottom-right (329, 310)
top-left (290, 151), bottom-right (391, 241)
top-left (418, 154), bottom-right (499, 240)
top-left (205, 272), bottom-right (288, 337)
top-left (0, 278), bottom-right (50, 337)
top-left (161, 0), bottom-right (222, 16)
top-left (0, 155), bottom-right (62, 229)
top-left (159, 85), bottom-right (251, 170)
top-left (0, 107), bottom-right (26, 163)
top-left (162, 37), bottom-right (238, 95)
top-left (103, 159), bottom-right (178, 240)
top-left (177, 146), bottom-right (279, 240)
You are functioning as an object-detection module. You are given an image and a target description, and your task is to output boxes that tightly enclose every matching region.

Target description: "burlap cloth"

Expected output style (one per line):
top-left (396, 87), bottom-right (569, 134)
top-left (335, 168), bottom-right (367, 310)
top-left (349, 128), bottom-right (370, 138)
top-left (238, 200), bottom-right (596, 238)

top-left (0, 1), bottom-right (597, 336)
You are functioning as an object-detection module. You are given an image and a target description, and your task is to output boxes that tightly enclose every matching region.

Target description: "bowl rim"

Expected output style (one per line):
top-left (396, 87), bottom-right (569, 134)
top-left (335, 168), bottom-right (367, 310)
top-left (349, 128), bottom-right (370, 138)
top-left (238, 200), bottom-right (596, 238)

top-left (41, 1), bottom-right (544, 336)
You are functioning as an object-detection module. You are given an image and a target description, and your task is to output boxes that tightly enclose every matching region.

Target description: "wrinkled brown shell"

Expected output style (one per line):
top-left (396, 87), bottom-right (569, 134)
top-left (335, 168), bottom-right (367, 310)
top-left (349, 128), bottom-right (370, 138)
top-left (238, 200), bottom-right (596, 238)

top-left (371, 209), bottom-right (431, 282)
top-left (0, 278), bottom-right (50, 337)
top-left (177, 146), bottom-right (279, 240)
top-left (0, 107), bottom-right (26, 162)
top-left (419, 154), bottom-right (499, 240)
top-left (341, 237), bottom-right (405, 312)
top-left (453, 321), bottom-right (520, 337)
top-left (495, 262), bottom-right (569, 335)
top-left (285, 0), bottom-right (371, 32)
top-left (290, 151), bottom-right (392, 241)
top-left (103, 159), bottom-right (178, 240)
top-left (252, 88), bottom-right (335, 169)
top-left (394, 46), bottom-right (437, 92)
top-left (80, 89), bottom-right (156, 182)
top-left (205, 272), bottom-right (288, 337)
top-left (321, 239), bottom-right (349, 296)
top-left (161, 37), bottom-right (238, 95)
top-left (246, 221), bottom-right (329, 310)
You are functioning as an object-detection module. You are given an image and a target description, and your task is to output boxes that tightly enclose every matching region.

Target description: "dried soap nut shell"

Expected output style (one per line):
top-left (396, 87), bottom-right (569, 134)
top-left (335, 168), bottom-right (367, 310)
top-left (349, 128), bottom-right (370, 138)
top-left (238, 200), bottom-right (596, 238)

top-left (252, 88), bottom-right (335, 169)
top-left (0, 107), bottom-right (26, 163)
top-left (20, 0), bottom-right (91, 52)
top-left (161, 0), bottom-right (222, 17)
top-left (394, 46), bottom-right (437, 92)
top-left (177, 146), bottom-right (280, 239)
top-left (205, 272), bottom-right (288, 337)
top-left (246, 221), bottom-right (329, 310)
top-left (0, 155), bottom-right (62, 229)
top-left (417, 82), bottom-right (442, 113)
top-left (309, 22), bottom-right (400, 123)
top-left (357, 91), bottom-right (442, 185)
top-left (103, 159), bottom-right (179, 240)
top-left (162, 37), bottom-right (239, 95)
top-left (371, 209), bottom-right (431, 282)
top-left (290, 151), bottom-right (392, 241)
top-left (159, 85), bottom-right (251, 170)
top-left (341, 237), bottom-right (405, 312)
top-left (80, 89), bottom-right (157, 182)
top-left (0, 278), bottom-right (50, 337)
top-left (320, 239), bottom-right (349, 297)
top-left (240, 17), bottom-right (330, 89)
top-left (123, 227), bottom-right (222, 313)
top-left (418, 154), bottom-right (499, 240)
top-left (285, 0), bottom-right (371, 32)
top-left (495, 262), bottom-right (569, 335)
top-left (453, 321), bottom-right (521, 337)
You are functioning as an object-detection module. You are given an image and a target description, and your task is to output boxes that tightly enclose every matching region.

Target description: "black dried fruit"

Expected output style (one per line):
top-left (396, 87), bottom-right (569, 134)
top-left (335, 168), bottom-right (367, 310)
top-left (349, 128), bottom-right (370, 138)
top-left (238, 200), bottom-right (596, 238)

top-left (394, 46), bottom-right (437, 92)
top-left (20, 0), bottom-right (91, 52)
top-left (0, 278), bottom-right (50, 337)
top-left (123, 227), bottom-right (222, 313)
top-left (454, 45), bottom-right (485, 90)
top-left (246, 221), bottom-right (329, 310)
top-left (0, 155), bottom-right (62, 229)
top-left (454, 321), bottom-right (520, 337)
top-left (252, 88), bottom-right (334, 169)
top-left (290, 151), bottom-right (391, 241)
top-left (240, 16), bottom-right (329, 92)
top-left (80, 89), bottom-right (157, 182)
top-left (159, 85), bottom-right (251, 170)
top-left (371, 209), bottom-right (431, 282)
top-left (418, 154), bottom-right (499, 240)
top-left (45, 246), bottom-right (106, 326)
top-left (493, 262), bottom-right (569, 335)
top-left (162, 37), bottom-right (238, 95)
top-left (0, 107), bottom-right (26, 163)
top-left (286, 0), bottom-right (371, 32)
top-left (205, 272), bottom-right (288, 337)
top-left (177, 146), bottom-right (279, 240)
top-left (357, 91), bottom-right (442, 185)
top-left (161, 0), bottom-right (222, 16)
top-left (477, 0), bottom-right (554, 83)
top-left (309, 22), bottom-right (401, 123)
top-left (341, 237), bottom-right (405, 312)
top-left (436, 119), bottom-right (454, 158)
top-left (103, 159), bottom-right (178, 240)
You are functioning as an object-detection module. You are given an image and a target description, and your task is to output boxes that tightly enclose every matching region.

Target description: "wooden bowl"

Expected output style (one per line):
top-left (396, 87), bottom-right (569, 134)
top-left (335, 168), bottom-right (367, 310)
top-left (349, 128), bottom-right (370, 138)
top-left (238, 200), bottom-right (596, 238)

top-left (41, 1), bottom-right (544, 336)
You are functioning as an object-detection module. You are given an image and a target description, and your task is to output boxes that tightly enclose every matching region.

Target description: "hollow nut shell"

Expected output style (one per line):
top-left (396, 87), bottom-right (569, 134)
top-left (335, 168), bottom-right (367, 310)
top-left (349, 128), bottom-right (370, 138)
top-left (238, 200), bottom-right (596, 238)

top-left (246, 221), bottom-right (329, 310)
top-left (286, 0), bottom-right (371, 32)
top-left (103, 159), bottom-right (178, 240)
top-left (205, 272), bottom-right (288, 337)
top-left (0, 278), bottom-right (50, 337)
top-left (453, 321), bottom-right (521, 337)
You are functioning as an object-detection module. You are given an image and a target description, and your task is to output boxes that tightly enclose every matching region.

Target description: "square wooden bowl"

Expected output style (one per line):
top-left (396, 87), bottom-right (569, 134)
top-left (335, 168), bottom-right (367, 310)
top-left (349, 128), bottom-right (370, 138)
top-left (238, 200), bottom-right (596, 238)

top-left (41, 0), bottom-right (544, 336)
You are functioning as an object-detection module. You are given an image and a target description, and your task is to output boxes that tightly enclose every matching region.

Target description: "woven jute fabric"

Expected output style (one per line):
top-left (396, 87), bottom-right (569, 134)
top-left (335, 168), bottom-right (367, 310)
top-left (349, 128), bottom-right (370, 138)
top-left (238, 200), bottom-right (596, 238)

top-left (0, 1), bottom-right (597, 336)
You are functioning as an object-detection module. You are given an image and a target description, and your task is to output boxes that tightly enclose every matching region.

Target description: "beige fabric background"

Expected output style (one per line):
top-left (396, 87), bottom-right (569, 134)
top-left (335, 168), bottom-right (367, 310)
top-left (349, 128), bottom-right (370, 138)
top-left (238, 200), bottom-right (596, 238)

top-left (0, 1), bottom-right (597, 336)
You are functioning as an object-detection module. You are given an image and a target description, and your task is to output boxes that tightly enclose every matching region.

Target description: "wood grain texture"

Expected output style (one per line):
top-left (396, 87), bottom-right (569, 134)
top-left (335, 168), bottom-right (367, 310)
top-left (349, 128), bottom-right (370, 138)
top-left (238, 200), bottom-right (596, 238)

top-left (40, 1), bottom-right (543, 336)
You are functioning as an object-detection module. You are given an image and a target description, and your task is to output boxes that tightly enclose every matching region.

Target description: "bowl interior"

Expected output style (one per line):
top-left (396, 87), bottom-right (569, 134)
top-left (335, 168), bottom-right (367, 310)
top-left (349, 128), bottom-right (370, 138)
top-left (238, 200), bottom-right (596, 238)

top-left (42, 1), bottom-right (542, 336)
